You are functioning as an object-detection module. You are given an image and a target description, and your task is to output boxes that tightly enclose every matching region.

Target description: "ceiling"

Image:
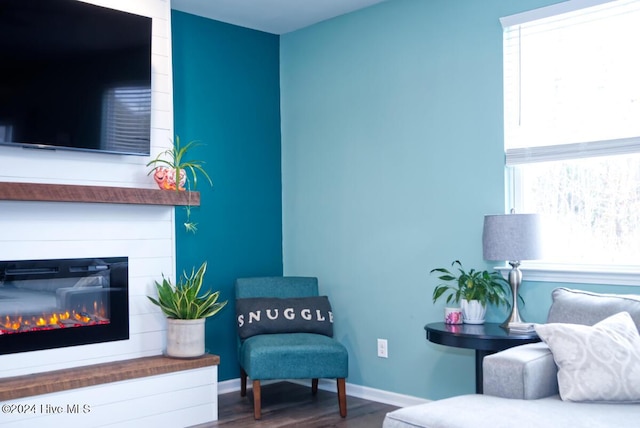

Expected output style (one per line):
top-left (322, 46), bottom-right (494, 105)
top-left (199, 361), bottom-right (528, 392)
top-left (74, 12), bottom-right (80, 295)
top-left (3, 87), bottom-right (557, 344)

top-left (171, 0), bottom-right (387, 35)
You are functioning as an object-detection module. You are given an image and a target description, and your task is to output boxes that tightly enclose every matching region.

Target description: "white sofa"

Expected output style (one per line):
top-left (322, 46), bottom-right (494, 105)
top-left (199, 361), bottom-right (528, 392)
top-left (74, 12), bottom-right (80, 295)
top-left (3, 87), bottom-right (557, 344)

top-left (383, 288), bottom-right (640, 428)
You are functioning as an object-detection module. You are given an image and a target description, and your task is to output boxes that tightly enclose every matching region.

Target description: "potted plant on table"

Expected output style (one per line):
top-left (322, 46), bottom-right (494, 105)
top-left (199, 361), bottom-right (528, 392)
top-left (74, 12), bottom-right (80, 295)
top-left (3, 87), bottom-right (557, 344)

top-left (431, 260), bottom-right (510, 324)
top-left (147, 136), bottom-right (213, 233)
top-left (148, 261), bottom-right (227, 358)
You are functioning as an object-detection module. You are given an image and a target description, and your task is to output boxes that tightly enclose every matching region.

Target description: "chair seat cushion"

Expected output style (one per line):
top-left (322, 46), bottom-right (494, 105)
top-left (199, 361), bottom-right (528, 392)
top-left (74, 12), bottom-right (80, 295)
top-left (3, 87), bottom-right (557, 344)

top-left (239, 333), bottom-right (348, 380)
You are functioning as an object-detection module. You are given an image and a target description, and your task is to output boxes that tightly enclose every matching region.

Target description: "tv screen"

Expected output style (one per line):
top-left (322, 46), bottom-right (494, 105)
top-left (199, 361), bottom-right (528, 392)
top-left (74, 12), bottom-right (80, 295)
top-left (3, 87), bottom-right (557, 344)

top-left (0, 0), bottom-right (152, 156)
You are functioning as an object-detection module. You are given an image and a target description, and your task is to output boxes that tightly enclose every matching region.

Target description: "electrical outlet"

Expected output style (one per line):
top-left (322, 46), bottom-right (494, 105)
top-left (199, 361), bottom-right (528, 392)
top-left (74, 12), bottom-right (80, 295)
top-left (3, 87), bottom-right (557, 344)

top-left (377, 338), bottom-right (388, 358)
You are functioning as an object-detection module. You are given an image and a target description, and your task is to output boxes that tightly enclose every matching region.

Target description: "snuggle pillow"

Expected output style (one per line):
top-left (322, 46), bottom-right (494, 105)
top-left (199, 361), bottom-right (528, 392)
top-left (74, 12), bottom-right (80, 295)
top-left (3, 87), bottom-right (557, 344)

top-left (535, 311), bottom-right (640, 403)
top-left (236, 296), bottom-right (334, 339)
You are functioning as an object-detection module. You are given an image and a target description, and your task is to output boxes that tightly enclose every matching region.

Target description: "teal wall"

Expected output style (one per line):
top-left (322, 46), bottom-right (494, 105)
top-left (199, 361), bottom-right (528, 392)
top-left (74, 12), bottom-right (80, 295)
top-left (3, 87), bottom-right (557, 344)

top-left (172, 11), bottom-right (282, 381)
top-left (279, 0), bottom-right (624, 400)
top-left (172, 0), bottom-right (640, 400)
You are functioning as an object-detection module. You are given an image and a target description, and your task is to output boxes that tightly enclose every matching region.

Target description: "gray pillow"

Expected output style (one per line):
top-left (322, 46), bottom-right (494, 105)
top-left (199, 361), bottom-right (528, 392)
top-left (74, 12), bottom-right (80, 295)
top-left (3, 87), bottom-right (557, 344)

top-left (536, 311), bottom-right (640, 403)
top-left (236, 296), bottom-right (334, 339)
top-left (547, 287), bottom-right (640, 331)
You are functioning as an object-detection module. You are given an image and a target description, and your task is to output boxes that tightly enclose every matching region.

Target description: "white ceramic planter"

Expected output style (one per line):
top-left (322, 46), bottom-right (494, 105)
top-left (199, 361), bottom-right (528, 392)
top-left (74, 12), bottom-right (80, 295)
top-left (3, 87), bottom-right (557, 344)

top-left (461, 299), bottom-right (486, 324)
top-left (166, 318), bottom-right (206, 358)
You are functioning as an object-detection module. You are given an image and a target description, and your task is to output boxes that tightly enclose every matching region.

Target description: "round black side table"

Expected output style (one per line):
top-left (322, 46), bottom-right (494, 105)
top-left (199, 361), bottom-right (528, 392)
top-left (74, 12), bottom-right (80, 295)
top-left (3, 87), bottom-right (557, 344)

top-left (425, 322), bottom-right (540, 393)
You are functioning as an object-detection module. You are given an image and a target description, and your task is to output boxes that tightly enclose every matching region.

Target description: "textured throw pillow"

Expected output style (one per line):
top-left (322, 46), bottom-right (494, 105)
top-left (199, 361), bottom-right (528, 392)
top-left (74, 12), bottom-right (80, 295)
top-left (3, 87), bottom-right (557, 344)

top-left (535, 311), bottom-right (640, 403)
top-left (236, 296), bottom-right (334, 339)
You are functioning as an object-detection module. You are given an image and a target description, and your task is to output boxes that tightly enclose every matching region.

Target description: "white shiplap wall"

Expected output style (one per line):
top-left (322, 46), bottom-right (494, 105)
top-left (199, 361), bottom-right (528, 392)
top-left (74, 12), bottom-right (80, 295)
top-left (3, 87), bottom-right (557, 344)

top-left (0, 1), bottom-right (217, 425)
top-left (0, 3), bottom-right (218, 425)
top-left (0, 0), bottom-right (173, 378)
top-left (2, 365), bottom-right (218, 428)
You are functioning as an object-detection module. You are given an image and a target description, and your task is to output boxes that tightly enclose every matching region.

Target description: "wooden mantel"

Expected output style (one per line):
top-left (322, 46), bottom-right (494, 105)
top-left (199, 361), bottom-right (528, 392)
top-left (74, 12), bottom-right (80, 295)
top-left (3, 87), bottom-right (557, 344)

top-left (0, 182), bottom-right (200, 206)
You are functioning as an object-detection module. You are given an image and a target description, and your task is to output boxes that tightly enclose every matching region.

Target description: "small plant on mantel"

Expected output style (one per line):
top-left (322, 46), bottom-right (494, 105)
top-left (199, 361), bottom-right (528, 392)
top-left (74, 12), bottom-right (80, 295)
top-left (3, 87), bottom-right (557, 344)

top-left (147, 136), bottom-right (213, 233)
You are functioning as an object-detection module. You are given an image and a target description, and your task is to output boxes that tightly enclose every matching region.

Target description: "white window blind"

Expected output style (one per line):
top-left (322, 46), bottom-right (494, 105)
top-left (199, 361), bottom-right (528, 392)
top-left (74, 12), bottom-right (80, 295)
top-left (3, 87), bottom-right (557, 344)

top-left (501, 0), bottom-right (640, 271)
top-left (502, 0), bottom-right (640, 165)
top-left (101, 86), bottom-right (151, 154)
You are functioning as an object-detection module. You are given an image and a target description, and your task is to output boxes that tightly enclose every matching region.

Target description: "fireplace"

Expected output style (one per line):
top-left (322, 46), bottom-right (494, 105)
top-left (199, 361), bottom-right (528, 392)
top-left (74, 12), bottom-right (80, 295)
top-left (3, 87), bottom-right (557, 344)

top-left (0, 257), bottom-right (129, 355)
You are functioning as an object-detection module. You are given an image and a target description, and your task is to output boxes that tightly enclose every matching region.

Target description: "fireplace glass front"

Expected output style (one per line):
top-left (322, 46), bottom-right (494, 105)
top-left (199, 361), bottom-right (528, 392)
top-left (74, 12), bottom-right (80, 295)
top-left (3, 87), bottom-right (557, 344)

top-left (0, 257), bottom-right (129, 355)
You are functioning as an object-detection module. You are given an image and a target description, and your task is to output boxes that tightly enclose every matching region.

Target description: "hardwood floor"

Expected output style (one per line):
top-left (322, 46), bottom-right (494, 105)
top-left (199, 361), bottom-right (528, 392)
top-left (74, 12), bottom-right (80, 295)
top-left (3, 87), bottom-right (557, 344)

top-left (192, 381), bottom-right (399, 427)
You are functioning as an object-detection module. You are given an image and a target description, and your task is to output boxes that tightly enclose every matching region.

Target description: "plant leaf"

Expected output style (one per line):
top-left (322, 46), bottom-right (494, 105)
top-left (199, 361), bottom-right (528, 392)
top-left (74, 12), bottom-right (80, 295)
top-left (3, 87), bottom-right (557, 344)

top-left (147, 261), bottom-right (227, 319)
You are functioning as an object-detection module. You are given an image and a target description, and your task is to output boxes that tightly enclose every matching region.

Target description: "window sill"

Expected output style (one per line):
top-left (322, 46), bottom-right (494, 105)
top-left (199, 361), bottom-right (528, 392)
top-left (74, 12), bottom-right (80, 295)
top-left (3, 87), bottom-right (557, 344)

top-left (493, 263), bottom-right (640, 287)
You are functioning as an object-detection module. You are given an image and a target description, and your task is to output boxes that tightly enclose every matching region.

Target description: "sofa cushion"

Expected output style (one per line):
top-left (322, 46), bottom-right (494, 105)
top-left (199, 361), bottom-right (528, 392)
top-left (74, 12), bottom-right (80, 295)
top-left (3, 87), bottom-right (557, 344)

top-left (382, 394), bottom-right (640, 428)
top-left (236, 296), bottom-right (333, 339)
top-left (547, 287), bottom-right (640, 330)
top-left (535, 311), bottom-right (640, 403)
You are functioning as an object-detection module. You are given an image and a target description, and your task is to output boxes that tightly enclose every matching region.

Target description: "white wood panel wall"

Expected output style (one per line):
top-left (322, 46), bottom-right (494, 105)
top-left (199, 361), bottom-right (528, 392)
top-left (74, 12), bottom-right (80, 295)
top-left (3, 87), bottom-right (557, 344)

top-left (0, 2), bottom-right (219, 424)
top-left (0, 0), bottom-right (191, 398)
top-left (2, 366), bottom-right (218, 428)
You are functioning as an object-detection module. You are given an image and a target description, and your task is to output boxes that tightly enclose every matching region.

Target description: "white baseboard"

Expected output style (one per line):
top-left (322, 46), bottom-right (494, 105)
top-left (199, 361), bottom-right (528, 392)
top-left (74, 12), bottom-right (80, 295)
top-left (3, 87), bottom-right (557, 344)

top-left (218, 378), bottom-right (242, 395)
top-left (217, 378), bottom-right (281, 395)
top-left (217, 378), bottom-right (429, 408)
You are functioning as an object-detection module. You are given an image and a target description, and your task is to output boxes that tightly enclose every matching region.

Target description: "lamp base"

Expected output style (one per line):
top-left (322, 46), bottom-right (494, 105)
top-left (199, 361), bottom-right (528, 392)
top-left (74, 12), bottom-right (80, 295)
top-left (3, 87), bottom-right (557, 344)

top-left (501, 312), bottom-right (524, 329)
top-left (501, 261), bottom-right (524, 330)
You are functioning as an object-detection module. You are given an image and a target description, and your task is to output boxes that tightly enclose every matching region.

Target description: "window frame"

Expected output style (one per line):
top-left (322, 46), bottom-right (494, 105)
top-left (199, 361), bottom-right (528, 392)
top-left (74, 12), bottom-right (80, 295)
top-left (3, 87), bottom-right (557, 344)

top-left (500, 0), bottom-right (640, 286)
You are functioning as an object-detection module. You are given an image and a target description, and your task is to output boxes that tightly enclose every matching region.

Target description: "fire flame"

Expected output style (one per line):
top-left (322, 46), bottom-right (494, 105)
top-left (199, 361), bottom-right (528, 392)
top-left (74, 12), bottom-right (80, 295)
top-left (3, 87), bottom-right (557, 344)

top-left (0, 301), bottom-right (107, 334)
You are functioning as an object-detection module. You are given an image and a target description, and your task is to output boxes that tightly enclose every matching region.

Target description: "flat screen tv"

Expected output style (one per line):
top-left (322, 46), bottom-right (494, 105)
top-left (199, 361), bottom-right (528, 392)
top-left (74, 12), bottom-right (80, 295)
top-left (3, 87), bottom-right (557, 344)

top-left (0, 0), bottom-right (152, 156)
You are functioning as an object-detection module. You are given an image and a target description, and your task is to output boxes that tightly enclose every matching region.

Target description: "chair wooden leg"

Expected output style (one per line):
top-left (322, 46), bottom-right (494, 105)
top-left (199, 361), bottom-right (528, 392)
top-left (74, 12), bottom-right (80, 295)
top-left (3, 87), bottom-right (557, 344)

top-left (337, 378), bottom-right (347, 417)
top-left (252, 379), bottom-right (262, 420)
top-left (312, 378), bottom-right (319, 395)
top-left (240, 368), bottom-right (247, 397)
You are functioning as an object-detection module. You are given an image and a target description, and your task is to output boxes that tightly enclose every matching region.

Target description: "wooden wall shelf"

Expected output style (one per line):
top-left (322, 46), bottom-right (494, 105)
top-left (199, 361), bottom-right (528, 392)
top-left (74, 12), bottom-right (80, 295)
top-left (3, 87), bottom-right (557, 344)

top-left (0, 182), bottom-right (200, 206)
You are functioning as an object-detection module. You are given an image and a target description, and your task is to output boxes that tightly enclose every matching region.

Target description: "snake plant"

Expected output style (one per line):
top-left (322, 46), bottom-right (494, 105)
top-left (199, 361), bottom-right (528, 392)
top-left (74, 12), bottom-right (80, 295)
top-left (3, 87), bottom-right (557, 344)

top-left (148, 262), bottom-right (227, 319)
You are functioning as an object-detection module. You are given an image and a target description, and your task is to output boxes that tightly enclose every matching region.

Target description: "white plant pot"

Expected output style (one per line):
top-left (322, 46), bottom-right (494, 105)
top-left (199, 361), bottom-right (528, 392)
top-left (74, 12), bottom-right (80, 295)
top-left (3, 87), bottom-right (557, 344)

top-left (461, 299), bottom-right (486, 324)
top-left (166, 318), bottom-right (206, 358)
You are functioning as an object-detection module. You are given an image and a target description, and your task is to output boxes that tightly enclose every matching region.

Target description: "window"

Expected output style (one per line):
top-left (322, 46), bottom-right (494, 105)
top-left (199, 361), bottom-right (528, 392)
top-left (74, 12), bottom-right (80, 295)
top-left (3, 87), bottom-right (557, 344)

top-left (101, 86), bottom-right (151, 154)
top-left (501, 0), bottom-right (640, 274)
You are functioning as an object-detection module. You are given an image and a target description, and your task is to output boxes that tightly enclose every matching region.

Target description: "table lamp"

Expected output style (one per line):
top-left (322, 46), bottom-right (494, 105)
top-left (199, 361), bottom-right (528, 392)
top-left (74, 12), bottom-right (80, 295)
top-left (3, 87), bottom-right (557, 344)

top-left (482, 212), bottom-right (544, 328)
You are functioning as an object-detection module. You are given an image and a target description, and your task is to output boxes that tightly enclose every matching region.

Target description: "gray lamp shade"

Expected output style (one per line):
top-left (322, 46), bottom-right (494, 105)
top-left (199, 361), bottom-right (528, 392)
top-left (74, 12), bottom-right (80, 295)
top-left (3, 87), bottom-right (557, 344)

top-left (482, 214), bottom-right (544, 261)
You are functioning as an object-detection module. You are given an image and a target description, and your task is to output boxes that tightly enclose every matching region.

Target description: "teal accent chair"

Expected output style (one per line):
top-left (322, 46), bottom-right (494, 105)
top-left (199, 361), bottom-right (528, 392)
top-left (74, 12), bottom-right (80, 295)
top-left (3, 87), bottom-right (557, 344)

top-left (235, 276), bottom-right (349, 420)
